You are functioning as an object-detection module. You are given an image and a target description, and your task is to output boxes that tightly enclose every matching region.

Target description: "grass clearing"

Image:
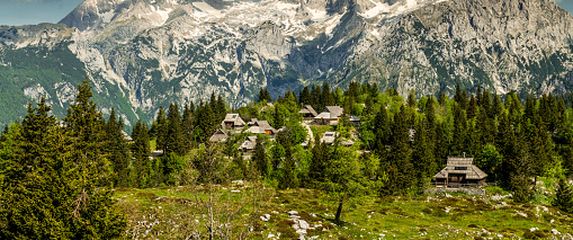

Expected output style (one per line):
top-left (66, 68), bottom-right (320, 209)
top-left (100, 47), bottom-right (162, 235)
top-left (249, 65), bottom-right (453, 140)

top-left (114, 183), bottom-right (573, 239)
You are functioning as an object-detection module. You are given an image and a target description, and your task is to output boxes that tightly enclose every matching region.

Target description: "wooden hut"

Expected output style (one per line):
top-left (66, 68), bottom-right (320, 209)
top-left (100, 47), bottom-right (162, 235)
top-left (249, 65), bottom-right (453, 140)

top-left (434, 157), bottom-right (487, 187)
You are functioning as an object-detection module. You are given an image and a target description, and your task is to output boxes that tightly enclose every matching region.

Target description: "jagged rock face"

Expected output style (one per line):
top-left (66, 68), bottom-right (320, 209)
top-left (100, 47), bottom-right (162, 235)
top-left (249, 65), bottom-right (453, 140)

top-left (0, 0), bottom-right (571, 127)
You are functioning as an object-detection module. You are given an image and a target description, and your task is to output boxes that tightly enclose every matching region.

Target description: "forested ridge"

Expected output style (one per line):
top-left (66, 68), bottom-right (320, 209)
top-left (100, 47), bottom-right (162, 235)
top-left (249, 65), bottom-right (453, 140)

top-left (1, 81), bottom-right (573, 238)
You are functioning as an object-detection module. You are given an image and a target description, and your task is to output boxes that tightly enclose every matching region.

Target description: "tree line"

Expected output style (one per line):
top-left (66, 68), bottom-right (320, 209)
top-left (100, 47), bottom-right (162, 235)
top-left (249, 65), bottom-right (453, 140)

top-left (2, 80), bottom-right (573, 238)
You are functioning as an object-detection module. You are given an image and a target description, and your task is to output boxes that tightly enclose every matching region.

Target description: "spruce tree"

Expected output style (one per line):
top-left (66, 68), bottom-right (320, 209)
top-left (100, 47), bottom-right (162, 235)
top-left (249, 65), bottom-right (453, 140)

top-left (380, 106), bottom-right (414, 195)
top-left (1, 94), bottom-right (126, 238)
top-left (182, 103), bottom-right (195, 150)
top-left (63, 81), bottom-right (126, 237)
top-left (554, 179), bottom-right (573, 213)
top-left (310, 141), bottom-right (329, 183)
top-left (451, 104), bottom-right (468, 156)
top-left (412, 118), bottom-right (436, 191)
top-left (258, 87), bottom-right (272, 103)
top-left (132, 120), bottom-right (151, 187)
top-left (279, 147), bottom-right (298, 189)
top-left (64, 80), bottom-right (111, 186)
top-left (154, 107), bottom-right (168, 152)
top-left (253, 138), bottom-right (270, 178)
top-left (165, 103), bottom-right (185, 155)
top-left (105, 109), bottom-right (131, 187)
top-left (299, 86), bottom-right (312, 105)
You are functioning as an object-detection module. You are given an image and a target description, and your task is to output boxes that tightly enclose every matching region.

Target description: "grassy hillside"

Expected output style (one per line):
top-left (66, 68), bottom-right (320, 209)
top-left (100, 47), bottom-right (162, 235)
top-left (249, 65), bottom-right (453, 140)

top-left (115, 183), bottom-right (573, 239)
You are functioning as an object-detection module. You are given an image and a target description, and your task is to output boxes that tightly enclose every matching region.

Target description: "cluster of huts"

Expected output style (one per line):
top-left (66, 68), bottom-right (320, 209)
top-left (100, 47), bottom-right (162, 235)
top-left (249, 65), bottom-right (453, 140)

top-left (207, 105), bottom-right (488, 188)
top-left (208, 105), bottom-right (359, 154)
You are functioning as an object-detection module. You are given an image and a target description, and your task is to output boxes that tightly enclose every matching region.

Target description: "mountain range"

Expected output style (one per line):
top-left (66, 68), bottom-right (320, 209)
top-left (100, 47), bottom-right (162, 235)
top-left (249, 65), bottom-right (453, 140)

top-left (0, 0), bottom-right (572, 128)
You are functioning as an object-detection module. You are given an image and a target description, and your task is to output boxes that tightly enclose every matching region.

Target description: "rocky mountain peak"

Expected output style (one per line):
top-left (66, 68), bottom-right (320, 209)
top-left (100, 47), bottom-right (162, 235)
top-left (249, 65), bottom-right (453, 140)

top-left (0, 0), bottom-right (572, 128)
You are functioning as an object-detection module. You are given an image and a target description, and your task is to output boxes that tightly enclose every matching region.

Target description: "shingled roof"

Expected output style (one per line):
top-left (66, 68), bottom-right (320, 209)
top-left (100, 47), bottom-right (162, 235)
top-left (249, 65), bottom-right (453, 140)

top-left (222, 113), bottom-right (246, 128)
top-left (434, 157), bottom-right (488, 180)
top-left (246, 120), bottom-right (277, 135)
top-left (299, 105), bottom-right (318, 117)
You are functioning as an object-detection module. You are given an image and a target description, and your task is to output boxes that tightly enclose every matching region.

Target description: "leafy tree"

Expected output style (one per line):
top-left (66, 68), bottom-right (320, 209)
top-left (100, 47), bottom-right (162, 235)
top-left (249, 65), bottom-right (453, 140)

top-left (321, 143), bottom-right (364, 224)
top-left (475, 144), bottom-right (503, 183)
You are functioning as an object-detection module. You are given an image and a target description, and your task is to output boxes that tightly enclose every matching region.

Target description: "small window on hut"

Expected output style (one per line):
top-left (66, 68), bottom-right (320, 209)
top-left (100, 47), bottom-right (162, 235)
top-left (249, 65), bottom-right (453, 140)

top-left (454, 166), bottom-right (468, 170)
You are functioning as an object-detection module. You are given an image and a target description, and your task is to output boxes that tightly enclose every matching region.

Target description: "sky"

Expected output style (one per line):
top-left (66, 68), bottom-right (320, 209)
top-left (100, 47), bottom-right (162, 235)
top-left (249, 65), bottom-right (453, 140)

top-left (0, 0), bottom-right (572, 26)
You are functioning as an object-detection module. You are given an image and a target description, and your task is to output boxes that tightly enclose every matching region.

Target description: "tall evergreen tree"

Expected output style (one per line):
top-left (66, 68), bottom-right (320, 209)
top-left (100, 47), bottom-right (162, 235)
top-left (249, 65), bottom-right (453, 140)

top-left (165, 103), bottom-right (185, 155)
top-left (182, 103), bottom-right (195, 150)
top-left (62, 81), bottom-right (126, 236)
top-left (299, 86), bottom-right (312, 105)
top-left (412, 118), bottom-right (436, 191)
top-left (64, 80), bottom-right (111, 186)
top-left (380, 106), bottom-right (415, 195)
top-left (554, 179), bottom-right (573, 213)
top-left (132, 120), bottom-right (151, 187)
top-left (451, 104), bottom-right (468, 156)
top-left (154, 107), bottom-right (168, 151)
top-left (105, 109), bottom-right (131, 187)
top-left (258, 87), bottom-right (272, 103)
top-left (253, 138), bottom-right (270, 178)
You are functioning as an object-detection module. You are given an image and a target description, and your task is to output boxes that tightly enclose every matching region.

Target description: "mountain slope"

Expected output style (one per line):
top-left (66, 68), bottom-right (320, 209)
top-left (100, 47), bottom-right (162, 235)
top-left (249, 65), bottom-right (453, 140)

top-left (0, 0), bottom-right (571, 127)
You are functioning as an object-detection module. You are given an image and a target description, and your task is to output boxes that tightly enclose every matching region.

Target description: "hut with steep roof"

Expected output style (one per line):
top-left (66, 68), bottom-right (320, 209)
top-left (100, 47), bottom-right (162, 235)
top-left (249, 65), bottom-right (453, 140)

top-left (433, 157), bottom-right (487, 187)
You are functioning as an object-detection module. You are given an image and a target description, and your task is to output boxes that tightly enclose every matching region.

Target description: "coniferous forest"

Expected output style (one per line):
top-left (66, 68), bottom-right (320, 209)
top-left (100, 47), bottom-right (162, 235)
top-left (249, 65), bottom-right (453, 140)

top-left (1, 81), bottom-right (573, 238)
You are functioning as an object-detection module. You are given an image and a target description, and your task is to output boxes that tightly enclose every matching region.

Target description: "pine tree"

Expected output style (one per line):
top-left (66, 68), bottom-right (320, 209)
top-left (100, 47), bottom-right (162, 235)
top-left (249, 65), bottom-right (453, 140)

top-left (132, 120), bottom-right (151, 187)
top-left (310, 141), bottom-right (329, 183)
top-left (380, 106), bottom-right (415, 195)
top-left (1, 94), bottom-right (126, 238)
top-left (64, 80), bottom-right (111, 186)
top-left (279, 147), bottom-right (298, 189)
top-left (182, 103), bottom-right (195, 150)
top-left (154, 107), bottom-right (168, 151)
top-left (451, 104), bottom-right (468, 156)
top-left (165, 103), bottom-right (185, 155)
top-left (105, 109), bottom-right (131, 187)
top-left (554, 179), bottom-right (573, 213)
top-left (63, 81), bottom-right (126, 236)
top-left (253, 138), bottom-right (270, 178)
top-left (258, 87), bottom-right (272, 103)
top-left (412, 118), bottom-right (436, 191)
top-left (299, 86), bottom-right (311, 105)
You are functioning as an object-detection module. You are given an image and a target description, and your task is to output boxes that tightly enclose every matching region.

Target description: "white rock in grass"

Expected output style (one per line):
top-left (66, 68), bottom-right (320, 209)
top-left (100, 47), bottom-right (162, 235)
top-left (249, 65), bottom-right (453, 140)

top-left (288, 210), bottom-right (299, 216)
top-left (260, 214), bottom-right (271, 222)
top-left (551, 229), bottom-right (561, 235)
